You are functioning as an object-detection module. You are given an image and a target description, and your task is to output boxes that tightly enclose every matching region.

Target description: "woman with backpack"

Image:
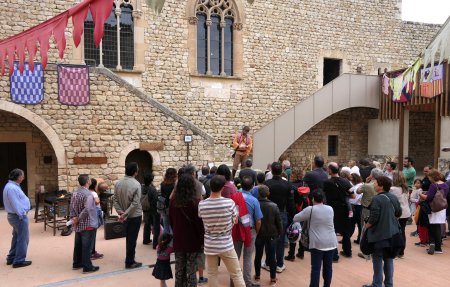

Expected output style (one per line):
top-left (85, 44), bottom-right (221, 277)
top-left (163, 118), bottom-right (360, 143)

top-left (419, 169), bottom-right (449, 255)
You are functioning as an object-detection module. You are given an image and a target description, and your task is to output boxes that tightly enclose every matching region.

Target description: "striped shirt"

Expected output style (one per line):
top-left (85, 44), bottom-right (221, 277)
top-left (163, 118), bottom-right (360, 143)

top-left (198, 197), bottom-right (238, 255)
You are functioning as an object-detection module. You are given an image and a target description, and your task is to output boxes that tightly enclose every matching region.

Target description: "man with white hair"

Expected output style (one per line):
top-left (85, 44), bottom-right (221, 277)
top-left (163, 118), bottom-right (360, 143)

top-left (347, 160), bottom-right (360, 176)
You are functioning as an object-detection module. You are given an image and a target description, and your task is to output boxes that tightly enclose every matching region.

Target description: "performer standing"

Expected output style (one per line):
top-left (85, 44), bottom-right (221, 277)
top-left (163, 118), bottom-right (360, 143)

top-left (232, 126), bottom-right (253, 179)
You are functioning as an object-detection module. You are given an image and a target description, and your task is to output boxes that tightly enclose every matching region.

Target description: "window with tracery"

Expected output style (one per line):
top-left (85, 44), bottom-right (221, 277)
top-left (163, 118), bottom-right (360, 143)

top-left (196, 0), bottom-right (235, 76)
top-left (84, 0), bottom-right (134, 70)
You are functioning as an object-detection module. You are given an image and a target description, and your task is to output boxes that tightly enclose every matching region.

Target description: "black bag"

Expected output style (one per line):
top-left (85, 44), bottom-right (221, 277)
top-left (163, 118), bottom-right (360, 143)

top-left (140, 185), bottom-right (151, 212)
top-left (387, 231), bottom-right (405, 258)
top-left (360, 227), bottom-right (374, 255)
top-left (231, 151), bottom-right (236, 159)
top-left (300, 207), bottom-right (313, 249)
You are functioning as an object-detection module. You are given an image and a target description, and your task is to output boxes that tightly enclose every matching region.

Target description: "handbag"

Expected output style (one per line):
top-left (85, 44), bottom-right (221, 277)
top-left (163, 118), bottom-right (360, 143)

top-left (414, 204), bottom-right (421, 223)
top-left (300, 207), bottom-right (313, 249)
top-left (430, 184), bottom-right (448, 212)
top-left (360, 227), bottom-right (374, 255)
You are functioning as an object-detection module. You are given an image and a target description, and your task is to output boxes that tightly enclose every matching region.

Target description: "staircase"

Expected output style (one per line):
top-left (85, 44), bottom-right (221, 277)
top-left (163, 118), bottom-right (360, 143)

top-left (253, 73), bottom-right (380, 170)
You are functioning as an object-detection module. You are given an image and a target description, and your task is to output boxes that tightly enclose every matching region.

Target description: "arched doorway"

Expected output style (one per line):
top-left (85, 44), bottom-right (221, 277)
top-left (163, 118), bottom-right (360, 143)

top-left (0, 110), bottom-right (59, 206)
top-left (125, 149), bottom-right (153, 184)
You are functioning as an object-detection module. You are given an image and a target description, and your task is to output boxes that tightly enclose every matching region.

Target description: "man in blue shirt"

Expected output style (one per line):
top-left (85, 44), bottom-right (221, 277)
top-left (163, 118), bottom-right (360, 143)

top-left (233, 175), bottom-right (263, 287)
top-left (3, 168), bottom-right (31, 268)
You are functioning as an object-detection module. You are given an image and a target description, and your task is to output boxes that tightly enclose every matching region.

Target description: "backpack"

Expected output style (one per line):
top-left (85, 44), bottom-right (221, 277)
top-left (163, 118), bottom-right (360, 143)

top-left (295, 186), bottom-right (311, 212)
top-left (430, 185), bottom-right (448, 212)
top-left (156, 195), bottom-right (169, 213)
top-left (140, 185), bottom-right (151, 212)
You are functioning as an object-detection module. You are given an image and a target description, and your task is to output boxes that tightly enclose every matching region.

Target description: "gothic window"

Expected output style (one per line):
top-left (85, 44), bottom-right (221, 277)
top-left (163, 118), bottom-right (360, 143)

top-left (196, 0), bottom-right (235, 76)
top-left (84, 1), bottom-right (134, 70)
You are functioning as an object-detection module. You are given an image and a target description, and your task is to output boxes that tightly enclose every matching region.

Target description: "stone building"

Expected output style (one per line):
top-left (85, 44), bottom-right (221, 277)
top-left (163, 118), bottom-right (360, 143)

top-left (0, 0), bottom-right (443, 201)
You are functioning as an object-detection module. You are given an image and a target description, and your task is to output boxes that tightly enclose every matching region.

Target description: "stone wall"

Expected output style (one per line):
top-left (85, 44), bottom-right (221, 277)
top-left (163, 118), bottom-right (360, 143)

top-left (408, 111), bottom-right (435, 172)
top-left (0, 66), bottom-right (213, 195)
top-left (280, 108), bottom-right (379, 170)
top-left (141, 0), bottom-right (440, 161)
top-left (0, 111), bottom-right (58, 201)
top-left (0, 0), bottom-right (443, 190)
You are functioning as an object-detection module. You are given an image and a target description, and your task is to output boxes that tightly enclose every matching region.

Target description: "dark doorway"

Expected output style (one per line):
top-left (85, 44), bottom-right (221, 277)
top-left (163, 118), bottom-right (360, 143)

top-left (323, 58), bottom-right (342, 86)
top-left (408, 111), bottom-right (435, 174)
top-left (0, 143), bottom-right (28, 207)
top-left (125, 149), bottom-right (153, 184)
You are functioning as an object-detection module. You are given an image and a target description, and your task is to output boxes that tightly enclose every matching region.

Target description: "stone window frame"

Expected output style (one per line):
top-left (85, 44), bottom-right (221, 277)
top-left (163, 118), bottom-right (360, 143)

top-left (187, 0), bottom-right (244, 79)
top-left (71, 0), bottom-right (145, 73)
top-left (327, 134), bottom-right (339, 157)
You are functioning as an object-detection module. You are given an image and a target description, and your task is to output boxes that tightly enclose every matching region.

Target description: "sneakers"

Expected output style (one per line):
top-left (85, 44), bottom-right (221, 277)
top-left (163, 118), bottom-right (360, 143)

top-left (410, 231), bottom-right (418, 237)
top-left (261, 262), bottom-right (270, 271)
top-left (427, 243), bottom-right (435, 255)
top-left (435, 250), bottom-right (443, 254)
top-left (414, 242), bottom-right (427, 247)
top-left (270, 278), bottom-right (278, 285)
top-left (198, 277), bottom-right (208, 285)
top-left (339, 251), bottom-right (352, 258)
top-left (91, 252), bottom-right (104, 260)
top-left (276, 265), bottom-right (286, 273)
top-left (296, 253), bottom-right (304, 259)
top-left (284, 255), bottom-right (295, 262)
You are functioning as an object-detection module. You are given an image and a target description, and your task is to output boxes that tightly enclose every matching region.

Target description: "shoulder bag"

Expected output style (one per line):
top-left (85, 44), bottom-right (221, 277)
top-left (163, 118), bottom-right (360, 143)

top-left (300, 206), bottom-right (313, 249)
top-left (430, 184), bottom-right (448, 213)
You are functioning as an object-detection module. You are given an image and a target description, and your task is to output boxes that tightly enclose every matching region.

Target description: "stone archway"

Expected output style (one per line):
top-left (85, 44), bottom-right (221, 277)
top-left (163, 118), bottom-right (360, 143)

top-left (118, 142), bottom-right (162, 182)
top-left (0, 100), bottom-right (66, 168)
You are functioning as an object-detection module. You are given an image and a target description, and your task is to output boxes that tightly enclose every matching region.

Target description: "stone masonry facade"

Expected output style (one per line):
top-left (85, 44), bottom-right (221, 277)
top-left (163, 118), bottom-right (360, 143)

top-left (280, 108), bottom-right (379, 171)
top-left (0, 0), bottom-right (444, 197)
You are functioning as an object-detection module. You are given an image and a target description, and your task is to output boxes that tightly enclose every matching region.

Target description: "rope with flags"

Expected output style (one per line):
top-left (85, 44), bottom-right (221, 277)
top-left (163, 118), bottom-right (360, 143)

top-left (0, 0), bottom-right (113, 76)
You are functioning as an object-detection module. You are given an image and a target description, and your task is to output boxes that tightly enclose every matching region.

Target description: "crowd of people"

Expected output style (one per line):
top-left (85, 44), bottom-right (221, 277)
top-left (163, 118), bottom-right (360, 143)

top-left (3, 151), bottom-right (450, 287)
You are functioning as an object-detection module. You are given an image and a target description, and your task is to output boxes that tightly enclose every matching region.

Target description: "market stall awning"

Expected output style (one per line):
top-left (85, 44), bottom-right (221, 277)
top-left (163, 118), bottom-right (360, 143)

top-left (0, 0), bottom-right (113, 76)
top-left (422, 16), bottom-right (450, 77)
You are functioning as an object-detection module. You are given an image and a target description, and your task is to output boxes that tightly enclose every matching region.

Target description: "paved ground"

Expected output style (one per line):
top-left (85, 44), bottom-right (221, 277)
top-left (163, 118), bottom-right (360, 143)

top-left (1, 210), bottom-right (450, 287)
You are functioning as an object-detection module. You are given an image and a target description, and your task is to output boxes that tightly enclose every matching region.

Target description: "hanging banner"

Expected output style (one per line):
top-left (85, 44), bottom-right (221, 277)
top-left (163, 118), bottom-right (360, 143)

top-left (420, 64), bottom-right (444, 98)
top-left (10, 62), bottom-right (44, 104)
top-left (57, 65), bottom-right (90, 106)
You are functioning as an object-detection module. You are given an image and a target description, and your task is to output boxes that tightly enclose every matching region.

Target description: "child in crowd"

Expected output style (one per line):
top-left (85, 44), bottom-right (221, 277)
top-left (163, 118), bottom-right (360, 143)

top-left (410, 179), bottom-right (422, 217)
top-left (152, 233), bottom-right (174, 287)
top-left (414, 180), bottom-right (429, 247)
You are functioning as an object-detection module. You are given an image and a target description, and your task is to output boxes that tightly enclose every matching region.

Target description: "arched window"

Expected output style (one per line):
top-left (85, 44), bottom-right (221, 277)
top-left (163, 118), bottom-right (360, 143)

top-left (84, 1), bottom-right (134, 70)
top-left (196, 0), bottom-right (235, 76)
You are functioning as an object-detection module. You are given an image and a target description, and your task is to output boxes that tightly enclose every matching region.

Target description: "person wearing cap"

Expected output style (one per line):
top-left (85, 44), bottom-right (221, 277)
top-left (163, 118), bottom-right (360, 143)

top-left (232, 126), bottom-right (253, 179)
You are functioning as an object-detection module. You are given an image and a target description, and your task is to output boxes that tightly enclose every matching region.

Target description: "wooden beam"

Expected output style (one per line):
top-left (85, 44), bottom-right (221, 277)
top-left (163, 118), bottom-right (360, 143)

top-left (139, 141), bottom-right (164, 151)
top-left (434, 97), bottom-right (441, 168)
top-left (399, 107), bottom-right (404, 171)
top-left (73, 157), bottom-right (107, 165)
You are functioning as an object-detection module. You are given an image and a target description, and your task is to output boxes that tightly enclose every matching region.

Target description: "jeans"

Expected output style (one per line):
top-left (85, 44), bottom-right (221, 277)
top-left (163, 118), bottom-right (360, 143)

top-left (91, 229), bottom-right (97, 254)
top-left (350, 205), bottom-right (362, 242)
top-left (270, 211), bottom-right (288, 268)
top-left (398, 218), bottom-right (408, 256)
top-left (234, 229), bottom-right (257, 287)
top-left (428, 223), bottom-right (443, 251)
top-left (124, 216), bottom-right (142, 265)
top-left (287, 241), bottom-right (305, 257)
top-left (254, 236), bottom-right (277, 279)
top-left (73, 229), bottom-right (95, 269)
top-left (206, 249), bottom-right (245, 287)
top-left (160, 211), bottom-right (172, 234)
top-left (371, 249), bottom-right (394, 287)
top-left (310, 249), bottom-right (333, 287)
top-left (143, 212), bottom-right (161, 248)
top-left (7, 214), bottom-right (29, 264)
top-left (175, 252), bottom-right (198, 287)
